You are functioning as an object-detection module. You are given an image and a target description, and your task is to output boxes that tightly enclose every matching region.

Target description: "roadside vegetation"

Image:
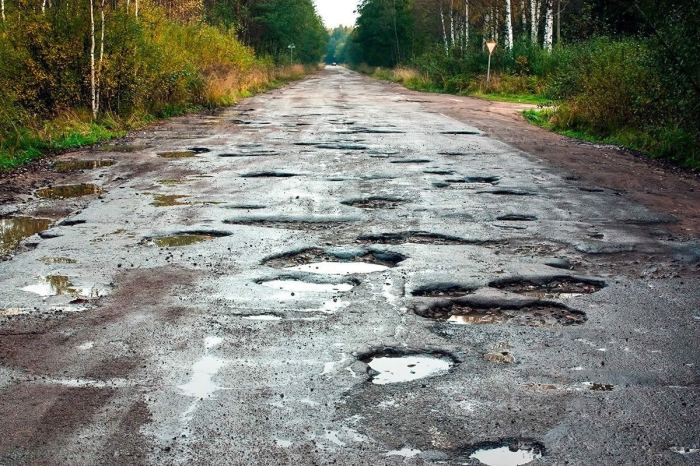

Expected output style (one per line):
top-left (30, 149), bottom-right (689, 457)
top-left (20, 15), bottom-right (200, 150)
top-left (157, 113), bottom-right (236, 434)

top-left (342, 0), bottom-right (699, 169)
top-left (0, 0), bottom-right (327, 171)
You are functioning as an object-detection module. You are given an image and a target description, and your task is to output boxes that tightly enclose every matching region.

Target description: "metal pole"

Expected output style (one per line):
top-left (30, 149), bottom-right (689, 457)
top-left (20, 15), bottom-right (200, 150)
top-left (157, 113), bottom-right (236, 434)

top-left (487, 52), bottom-right (492, 83)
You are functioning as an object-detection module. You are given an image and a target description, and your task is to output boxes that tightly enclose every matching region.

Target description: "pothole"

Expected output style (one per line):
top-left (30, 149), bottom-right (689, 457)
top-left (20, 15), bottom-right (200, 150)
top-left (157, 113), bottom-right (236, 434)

top-left (258, 277), bottom-right (357, 293)
top-left (264, 247), bottom-right (406, 275)
top-left (424, 169), bottom-right (455, 175)
top-left (440, 130), bottom-right (480, 135)
top-left (316, 143), bottom-right (368, 150)
top-left (52, 159), bottom-right (115, 172)
top-left (158, 151), bottom-right (197, 158)
top-left (467, 440), bottom-right (544, 466)
top-left (466, 176), bottom-right (500, 184)
top-left (489, 276), bottom-right (606, 299)
top-left (22, 275), bottom-right (98, 298)
top-left (414, 300), bottom-right (586, 327)
top-left (479, 188), bottom-right (535, 196)
top-left (496, 214), bottom-right (537, 221)
top-left (341, 197), bottom-right (405, 209)
top-left (1, 216), bottom-right (53, 255)
top-left (357, 231), bottom-right (485, 246)
top-left (151, 194), bottom-right (188, 207)
top-left (411, 284), bottom-right (475, 298)
top-left (219, 149), bottom-right (279, 157)
top-left (240, 171), bottom-right (298, 178)
top-left (187, 147), bottom-right (211, 154)
top-left (360, 349), bottom-right (455, 385)
top-left (35, 184), bottom-right (102, 199)
top-left (146, 231), bottom-right (231, 248)
top-left (225, 216), bottom-right (354, 231)
top-left (390, 159), bottom-right (431, 164)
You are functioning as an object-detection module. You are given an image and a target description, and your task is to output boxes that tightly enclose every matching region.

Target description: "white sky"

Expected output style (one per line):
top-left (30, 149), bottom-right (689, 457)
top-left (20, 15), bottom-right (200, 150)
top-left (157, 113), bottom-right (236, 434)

top-left (314, 0), bottom-right (359, 28)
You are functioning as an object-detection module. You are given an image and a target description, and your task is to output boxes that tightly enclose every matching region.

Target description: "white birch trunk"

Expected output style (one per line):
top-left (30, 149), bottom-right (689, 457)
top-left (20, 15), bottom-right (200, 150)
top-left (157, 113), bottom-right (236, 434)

top-left (1, 0), bottom-right (5, 22)
top-left (97, 0), bottom-right (105, 113)
top-left (505, 0), bottom-right (513, 51)
top-left (90, 0), bottom-right (97, 119)
top-left (522, 0), bottom-right (527, 31)
top-left (450, 0), bottom-right (455, 48)
top-left (544, 0), bottom-right (553, 50)
top-left (135, 0), bottom-right (138, 18)
top-left (42, 0), bottom-right (46, 14)
top-left (464, 0), bottom-right (469, 48)
top-left (531, 0), bottom-right (539, 43)
top-left (440, 1), bottom-right (449, 55)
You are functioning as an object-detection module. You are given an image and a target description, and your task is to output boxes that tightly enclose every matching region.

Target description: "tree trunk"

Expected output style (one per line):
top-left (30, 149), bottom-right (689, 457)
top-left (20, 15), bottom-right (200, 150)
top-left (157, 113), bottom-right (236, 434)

top-left (450, 0), bottom-right (455, 48)
top-left (505, 0), bottom-right (513, 51)
top-left (464, 0), bottom-right (469, 49)
top-left (90, 0), bottom-right (97, 119)
top-left (97, 0), bottom-right (105, 114)
top-left (135, 0), bottom-right (138, 18)
top-left (440, 1), bottom-right (449, 55)
top-left (544, 0), bottom-right (553, 50)
top-left (1, 0), bottom-right (5, 22)
top-left (522, 0), bottom-right (527, 33)
top-left (531, 0), bottom-right (540, 44)
top-left (556, 0), bottom-right (561, 43)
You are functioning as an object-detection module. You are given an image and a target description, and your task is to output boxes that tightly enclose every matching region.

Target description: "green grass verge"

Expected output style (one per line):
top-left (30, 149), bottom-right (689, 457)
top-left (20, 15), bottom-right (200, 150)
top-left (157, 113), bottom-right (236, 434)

top-left (523, 109), bottom-right (699, 170)
top-left (469, 92), bottom-right (551, 105)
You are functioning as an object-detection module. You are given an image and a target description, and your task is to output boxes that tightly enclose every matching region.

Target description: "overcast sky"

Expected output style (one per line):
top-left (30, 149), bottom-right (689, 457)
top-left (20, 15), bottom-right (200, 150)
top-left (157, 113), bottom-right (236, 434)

top-left (314, 0), bottom-right (358, 28)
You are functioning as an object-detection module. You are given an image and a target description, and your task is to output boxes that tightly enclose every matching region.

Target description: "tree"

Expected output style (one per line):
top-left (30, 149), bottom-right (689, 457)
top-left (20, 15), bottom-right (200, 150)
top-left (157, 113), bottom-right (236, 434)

top-left (505, 0), bottom-right (513, 51)
top-left (543, 0), bottom-right (553, 50)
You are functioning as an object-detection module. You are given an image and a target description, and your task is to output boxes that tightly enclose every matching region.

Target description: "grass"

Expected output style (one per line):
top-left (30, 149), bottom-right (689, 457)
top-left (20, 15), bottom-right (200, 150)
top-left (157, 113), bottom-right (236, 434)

top-left (470, 92), bottom-right (551, 105)
top-left (523, 109), bottom-right (700, 169)
top-left (0, 65), bottom-right (313, 172)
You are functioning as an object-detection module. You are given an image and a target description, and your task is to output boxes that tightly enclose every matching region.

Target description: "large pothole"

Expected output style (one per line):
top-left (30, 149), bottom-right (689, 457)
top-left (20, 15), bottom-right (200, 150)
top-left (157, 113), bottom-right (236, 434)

top-left (464, 439), bottom-right (545, 466)
top-left (257, 275), bottom-right (359, 293)
top-left (225, 215), bottom-right (356, 231)
top-left (144, 230), bottom-right (231, 248)
top-left (359, 348), bottom-right (456, 385)
top-left (357, 231), bottom-right (489, 246)
top-left (489, 276), bottom-right (606, 299)
top-left (52, 159), bottom-right (115, 172)
top-left (263, 247), bottom-right (406, 274)
top-left (341, 196), bottom-right (405, 209)
top-left (240, 171), bottom-right (298, 178)
top-left (35, 184), bottom-right (102, 199)
top-left (1, 216), bottom-right (53, 255)
top-left (411, 283), bottom-right (476, 298)
top-left (414, 299), bottom-right (586, 327)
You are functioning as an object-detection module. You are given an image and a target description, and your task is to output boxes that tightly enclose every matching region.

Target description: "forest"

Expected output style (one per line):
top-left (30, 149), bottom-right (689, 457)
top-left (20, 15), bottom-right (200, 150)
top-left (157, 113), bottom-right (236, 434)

top-left (0, 0), bottom-right (327, 169)
top-left (345, 0), bottom-right (700, 168)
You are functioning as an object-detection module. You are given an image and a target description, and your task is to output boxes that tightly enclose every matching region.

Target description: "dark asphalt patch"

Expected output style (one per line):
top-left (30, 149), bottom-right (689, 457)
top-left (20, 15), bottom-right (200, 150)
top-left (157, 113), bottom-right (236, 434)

top-left (35, 184), bottom-right (103, 199)
top-left (414, 299), bottom-right (587, 327)
top-left (341, 196), bottom-right (406, 209)
top-left (496, 214), bottom-right (538, 221)
top-left (479, 188), bottom-right (536, 196)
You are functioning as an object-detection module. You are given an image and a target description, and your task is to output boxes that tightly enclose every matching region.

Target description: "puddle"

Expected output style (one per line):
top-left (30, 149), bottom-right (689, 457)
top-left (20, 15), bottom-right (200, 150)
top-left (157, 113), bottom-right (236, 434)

top-left (265, 247), bottom-right (406, 274)
top-left (179, 355), bottom-right (226, 398)
top-left (260, 279), bottom-right (355, 293)
top-left (361, 350), bottom-right (455, 384)
top-left (341, 197), bottom-right (405, 209)
top-left (357, 231), bottom-right (481, 246)
top-left (240, 171), bottom-right (298, 178)
top-left (35, 184), bottom-right (102, 199)
top-left (188, 147), bottom-right (211, 154)
top-left (0, 217), bottom-right (52, 255)
top-left (415, 300), bottom-right (586, 327)
top-left (148, 231), bottom-right (231, 247)
top-left (411, 284), bottom-right (475, 297)
top-left (490, 277), bottom-right (605, 299)
top-left (469, 441), bottom-right (544, 466)
top-left (497, 214), bottom-right (537, 221)
top-left (158, 179), bottom-right (186, 186)
top-left (158, 151), bottom-right (197, 158)
top-left (100, 144), bottom-right (149, 152)
top-left (53, 159), bottom-right (115, 172)
top-left (390, 159), bottom-right (431, 164)
top-left (22, 275), bottom-right (95, 298)
top-left (151, 194), bottom-right (188, 207)
top-left (440, 130), bottom-right (480, 135)
top-left (466, 176), bottom-right (500, 184)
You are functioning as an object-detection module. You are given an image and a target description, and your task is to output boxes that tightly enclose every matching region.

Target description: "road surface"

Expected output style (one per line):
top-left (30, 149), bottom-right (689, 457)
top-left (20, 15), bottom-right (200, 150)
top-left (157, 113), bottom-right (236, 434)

top-left (0, 66), bottom-right (699, 465)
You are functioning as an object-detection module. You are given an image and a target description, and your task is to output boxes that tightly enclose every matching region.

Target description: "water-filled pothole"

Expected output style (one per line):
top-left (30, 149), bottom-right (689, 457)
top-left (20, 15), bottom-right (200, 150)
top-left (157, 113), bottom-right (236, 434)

top-left (147, 231), bottom-right (231, 247)
top-left (187, 147), bottom-right (211, 154)
top-left (490, 276), bottom-right (606, 299)
top-left (440, 130), bottom-right (480, 135)
top-left (53, 159), bottom-right (115, 172)
top-left (390, 159), bottom-right (431, 164)
top-left (360, 349), bottom-right (455, 384)
top-left (151, 194), bottom-right (188, 207)
top-left (480, 188), bottom-right (535, 196)
top-left (414, 300), bottom-right (586, 327)
top-left (466, 176), bottom-right (500, 184)
top-left (341, 197), bottom-right (405, 209)
top-left (240, 171), bottom-right (298, 178)
top-left (35, 184), bottom-right (102, 199)
top-left (258, 277), bottom-right (357, 293)
top-left (158, 151), bottom-right (197, 158)
top-left (496, 214), bottom-right (537, 221)
top-left (411, 284), bottom-right (475, 298)
top-left (22, 275), bottom-right (96, 298)
top-left (424, 169), bottom-right (455, 175)
top-left (467, 440), bottom-right (544, 466)
top-left (357, 231), bottom-right (485, 246)
top-left (264, 247), bottom-right (406, 275)
top-left (1, 217), bottom-right (53, 255)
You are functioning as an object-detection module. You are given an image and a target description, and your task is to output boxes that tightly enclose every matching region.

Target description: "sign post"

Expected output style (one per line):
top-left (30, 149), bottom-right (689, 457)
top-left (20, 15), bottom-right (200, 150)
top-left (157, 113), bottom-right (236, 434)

top-left (288, 44), bottom-right (296, 65)
top-left (486, 40), bottom-right (497, 84)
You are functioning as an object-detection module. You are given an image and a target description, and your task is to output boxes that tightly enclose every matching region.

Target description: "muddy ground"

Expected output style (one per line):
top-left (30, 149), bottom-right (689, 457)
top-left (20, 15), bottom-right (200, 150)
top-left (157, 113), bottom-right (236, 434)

top-left (0, 66), bottom-right (698, 465)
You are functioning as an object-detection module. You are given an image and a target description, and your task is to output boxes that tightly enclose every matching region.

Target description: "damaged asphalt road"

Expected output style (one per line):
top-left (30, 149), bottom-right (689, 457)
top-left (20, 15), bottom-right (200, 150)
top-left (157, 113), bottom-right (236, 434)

top-left (0, 66), bottom-right (699, 465)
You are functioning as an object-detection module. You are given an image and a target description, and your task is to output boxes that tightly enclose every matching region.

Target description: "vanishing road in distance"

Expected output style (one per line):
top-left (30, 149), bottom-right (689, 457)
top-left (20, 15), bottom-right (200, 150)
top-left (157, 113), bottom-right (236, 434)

top-left (1, 66), bottom-right (698, 465)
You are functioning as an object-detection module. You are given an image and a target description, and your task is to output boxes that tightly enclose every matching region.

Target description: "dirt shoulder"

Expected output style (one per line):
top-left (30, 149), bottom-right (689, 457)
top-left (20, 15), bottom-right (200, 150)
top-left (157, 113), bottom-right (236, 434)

top-left (390, 83), bottom-right (700, 239)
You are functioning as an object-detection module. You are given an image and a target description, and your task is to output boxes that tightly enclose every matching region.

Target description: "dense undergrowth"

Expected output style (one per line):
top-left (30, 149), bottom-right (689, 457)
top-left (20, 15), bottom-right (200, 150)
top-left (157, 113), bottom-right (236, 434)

top-left (356, 37), bottom-right (698, 169)
top-left (0, 4), bottom-right (312, 171)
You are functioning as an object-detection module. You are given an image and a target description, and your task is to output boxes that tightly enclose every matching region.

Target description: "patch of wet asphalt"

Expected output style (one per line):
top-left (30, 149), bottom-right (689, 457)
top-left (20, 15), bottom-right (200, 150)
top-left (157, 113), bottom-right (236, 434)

top-left (0, 66), bottom-right (698, 464)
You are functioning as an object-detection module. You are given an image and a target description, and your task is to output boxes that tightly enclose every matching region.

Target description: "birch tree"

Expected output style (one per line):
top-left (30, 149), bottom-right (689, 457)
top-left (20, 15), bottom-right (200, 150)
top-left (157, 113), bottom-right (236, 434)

top-left (1, 0), bottom-right (5, 22)
top-left (464, 0), bottom-right (469, 48)
top-left (544, 0), bottom-right (553, 50)
top-left (440, 1), bottom-right (449, 55)
top-left (530, 0), bottom-right (540, 44)
top-left (90, 0), bottom-right (97, 118)
top-left (505, 0), bottom-right (513, 51)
